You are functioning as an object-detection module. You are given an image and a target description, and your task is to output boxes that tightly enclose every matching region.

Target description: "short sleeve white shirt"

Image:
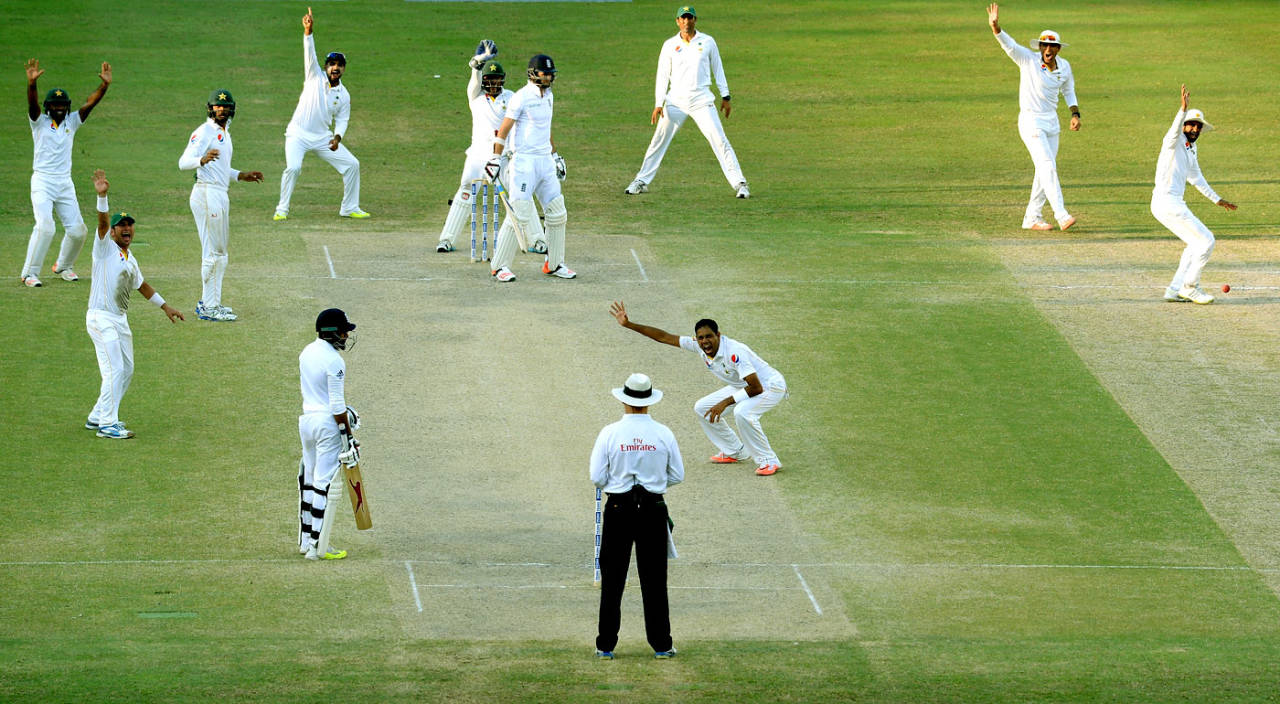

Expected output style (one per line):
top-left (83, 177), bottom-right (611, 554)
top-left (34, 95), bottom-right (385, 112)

top-left (589, 414), bottom-right (684, 495)
top-left (180, 119), bottom-right (238, 188)
top-left (299, 338), bottom-right (347, 414)
top-left (506, 83), bottom-right (554, 156)
top-left (30, 111), bottom-right (83, 176)
top-left (87, 233), bottom-right (143, 316)
top-left (679, 334), bottom-right (784, 389)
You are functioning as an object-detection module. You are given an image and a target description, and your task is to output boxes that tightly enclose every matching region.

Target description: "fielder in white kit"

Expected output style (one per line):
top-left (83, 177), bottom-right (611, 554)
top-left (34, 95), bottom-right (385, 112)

top-left (20, 58), bottom-right (111, 287)
top-left (274, 7), bottom-right (368, 221)
top-left (486, 54), bottom-right (573, 282)
top-left (988, 3), bottom-right (1079, 231)
top-left (436, 41), bottom-right (545, 254)
top-left (624, 5), bottom-right (749, 199)
top-left (298, 308), bottom-right (361, 561)
top-left (84, 170), bottom-right (185, 440)
top-left (611, 301), bottom-right (787, 476)
top-left (179, 89), bottom-right (264, 322)
top-left (1154, 85), bottom-right (1236, 305)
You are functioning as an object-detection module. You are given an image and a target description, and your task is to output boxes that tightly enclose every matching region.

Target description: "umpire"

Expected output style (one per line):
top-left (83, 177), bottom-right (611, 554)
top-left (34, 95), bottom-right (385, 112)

top-left (591, 373), bottom-right (685, 659)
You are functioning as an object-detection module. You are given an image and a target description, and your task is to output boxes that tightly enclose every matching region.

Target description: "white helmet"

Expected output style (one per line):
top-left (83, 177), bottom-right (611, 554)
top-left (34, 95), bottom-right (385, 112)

top-left (1183, 108), bottom-right (1215, 132)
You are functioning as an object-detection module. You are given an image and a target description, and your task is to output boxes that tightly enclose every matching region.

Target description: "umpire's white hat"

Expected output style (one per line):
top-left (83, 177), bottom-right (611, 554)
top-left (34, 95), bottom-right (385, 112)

top-left (1183, 109), bottom-right (1215, 132)
top-left (1028, 30), bottom-right (1069, 49)
top-left (612, 373), bottom-right (663, 407)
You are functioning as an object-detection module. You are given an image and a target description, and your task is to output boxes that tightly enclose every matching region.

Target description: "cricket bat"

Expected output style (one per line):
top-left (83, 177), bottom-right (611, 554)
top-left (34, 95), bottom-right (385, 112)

top-left (343, 462), bottom-right (372, 530)
top-left (494, 183), bottom-right (531, 252)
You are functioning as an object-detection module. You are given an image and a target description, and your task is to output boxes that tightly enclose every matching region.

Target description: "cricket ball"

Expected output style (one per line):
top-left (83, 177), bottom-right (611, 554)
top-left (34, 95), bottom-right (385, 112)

top-left (1222, 284), bottom-right (1231, 293)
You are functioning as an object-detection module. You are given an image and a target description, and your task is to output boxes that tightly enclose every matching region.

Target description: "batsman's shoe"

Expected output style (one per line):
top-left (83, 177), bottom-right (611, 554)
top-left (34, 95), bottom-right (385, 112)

top-left (492, 266), bottom-right (516, 283)
top-left (624, 179), bottom-right (648, 195)
top-left (735, 182), bottom-right (751, 199)
top-left (306, 546), bottom-right (347, 561)
top-left (595, 650), bottom-right (615, 660)
top-left (96, 423), bottom-right (135, 440)
top-left (654, 648), bottom-right (677, 659)
top-left (710, 452), bottom-right (744, 464)
top-left (342, 208), bottom-right (371, 219)
top-left (1164, 286), bottom-right (1187, 302)
top-left (22, 275), bottom-right (43, 287)
top-left (542, 261), bottom-right (577, 279)
top-left (299, 542), bottom-right (312, 555)
top-left (197, 302), bottom-right (238, 322)
top-left (273, 211), bottom-right (288, 221)
top-left (52, 265), bottom-right (79, 281)
top-left (755, 463), bottom-right (780, 476)
top-left (1059, 216), bottom-right (1077, 231)
top-left (528, 241), bottom-right (547, 254)
top-left (436, 241), bottom-right (454, 253)
top-left (1177, 285), bottom-right (1215, 304)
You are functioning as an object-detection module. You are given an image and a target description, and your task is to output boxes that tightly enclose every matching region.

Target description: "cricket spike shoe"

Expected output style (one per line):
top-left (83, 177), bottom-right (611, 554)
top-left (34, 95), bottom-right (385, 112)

top-left (735, 182), bottom-right (750, 199)
top-left (22, 275), bottom-right (43, 287)
top-left (1164, 286), bottom-right (1186, 302)
top-left (595, 650), bottom-right (615, 660)
top-left (306, 546), bottom-right (347, 560)
top-left (52, 264), bottom-right (79, 281)
top-left (624, 179), bottom-right (648, 195)
top-left (273, 211), bottom-right (288, 221)
top-left (1177, 285), bottom-right (1215, 304)
top-left (96, 423), bottom-right (135, 439)
top-left (755, 464), bottom-right (780, 476)
top-left (654, 648), bottom-right (677, 659)
top-left (492, 266), bottom-right (516, 282)
top-left (342, 208), bottom-right (371, 219)
top-left (542, 260), bottom-right (577, 278)
top-left (709, 452), bottom-right (743, 464)
top-left (1059, 216), bottom-right (1077, 231)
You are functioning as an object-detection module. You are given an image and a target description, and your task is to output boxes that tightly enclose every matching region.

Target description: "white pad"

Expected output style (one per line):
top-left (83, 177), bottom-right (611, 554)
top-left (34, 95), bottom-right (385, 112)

top-left (439, 187), bottom-right (472, 245)
top-left (543, 195), bottom-right (567, 271)
top-left (315, 479), bottom-right (342, 556)
top-left (491, 199), bottom-right (536, 271)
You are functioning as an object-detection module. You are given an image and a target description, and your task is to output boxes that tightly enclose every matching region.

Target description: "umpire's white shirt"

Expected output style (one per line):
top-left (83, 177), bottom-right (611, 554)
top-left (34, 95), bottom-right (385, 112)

top-left (88, 234), bottom-right (143, 316)
top-left (656, 31), bottom-right (730, 109)
top-left (506, 83), bottom-right (554, 156)
top-left (299, 338), bottom-right (347, 415)
top-left (31, 112), bottom-right (83, 176)
top-left (590, 414), bottom-right (685, 495)
top-left (1153, 109), bottom-right (1220, 205)
top-left (287, 34), bottom-right (351, 139)
top-left (179, 119), bottom-right (239, 188)
top-left (679, 335), bottom-right (784, 389)
top-left (995, 31), bottom-right (1076, 129)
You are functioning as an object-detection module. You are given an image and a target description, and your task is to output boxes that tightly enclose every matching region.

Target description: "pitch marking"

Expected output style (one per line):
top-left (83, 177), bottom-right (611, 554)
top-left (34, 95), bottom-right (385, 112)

top-left (323, 245), bottom-right (337, 279)
top-left (405, 560), bottom-right (424, 612)
top-left (630, 248), bottom-right (649, 282)
top-left (793, 564), bottom-right (823, 616)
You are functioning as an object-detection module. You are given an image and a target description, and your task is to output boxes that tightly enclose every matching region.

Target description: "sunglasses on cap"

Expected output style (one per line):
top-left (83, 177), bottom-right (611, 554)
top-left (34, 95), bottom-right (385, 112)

top-left (325, 52), bottom-right (347, 66)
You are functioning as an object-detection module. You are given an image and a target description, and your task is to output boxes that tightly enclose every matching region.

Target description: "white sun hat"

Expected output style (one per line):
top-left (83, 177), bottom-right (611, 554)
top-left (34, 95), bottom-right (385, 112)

top-left (1028, 30), bottom-right (1069, 49)
top-left (612, 373), bottom-right (664, 407)
top-left (1183, 108), bottom-right (1215, 132)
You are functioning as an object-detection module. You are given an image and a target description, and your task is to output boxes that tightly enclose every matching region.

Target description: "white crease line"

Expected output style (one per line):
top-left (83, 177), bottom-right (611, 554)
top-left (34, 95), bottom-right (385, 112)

top-left (323, 246), bottom-right (337, 279)
top-left (414, 584), bottom-right (793, 591)
top-left (630, 248), bottom-right (649, 282)
top-left (405, 560), bottom-right (423, 612)
top-left (793, 564), bottom-right (823, 616)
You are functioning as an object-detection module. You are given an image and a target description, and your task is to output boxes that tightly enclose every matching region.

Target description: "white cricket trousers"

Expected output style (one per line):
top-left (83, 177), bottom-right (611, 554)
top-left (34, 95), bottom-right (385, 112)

top-left (693, 381), bottom-right (787, 468)
top-left (438, 153), bottom-right (544, 247)
top-left (1017, 114), bottom-right (1070, 226)
top-left (298, 412), bottom-right (342, 550)
top-left (23, 173), bottom-right (87, 278)
top-left (491, 153), bottom-right (567, 273)
top-left (86, 309), bottom-right (133, 428)
top-left (632, 101), bottom-right (745, 188)
top-left (1152, 197), bottom-right (1215, 290)
top-left (189, 183), bottom-right (231, 308)
top-left (276, 133), bottom-right (361, 216)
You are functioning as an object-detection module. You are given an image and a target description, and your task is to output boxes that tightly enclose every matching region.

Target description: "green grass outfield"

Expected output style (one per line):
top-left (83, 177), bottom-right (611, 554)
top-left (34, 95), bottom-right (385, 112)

top-left (3, 0), bottom-right (1280, 701)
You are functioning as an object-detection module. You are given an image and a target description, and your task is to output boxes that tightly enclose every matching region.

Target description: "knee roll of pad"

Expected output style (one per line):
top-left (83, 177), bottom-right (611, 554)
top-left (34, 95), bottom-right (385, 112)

top-left (544, 195), bottom-right (567, 226)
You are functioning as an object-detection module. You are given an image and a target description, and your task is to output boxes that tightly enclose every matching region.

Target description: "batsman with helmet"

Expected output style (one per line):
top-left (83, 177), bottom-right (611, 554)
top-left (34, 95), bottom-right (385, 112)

top-left (298, 308), bottom-right (362, 560)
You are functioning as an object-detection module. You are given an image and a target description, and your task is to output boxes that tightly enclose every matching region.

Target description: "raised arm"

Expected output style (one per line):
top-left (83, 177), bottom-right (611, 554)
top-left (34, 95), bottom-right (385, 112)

top-left (987, 3), bottom-right (1001, 34)
top-left (94, 169), bottom-right (110, 237)
top-left (610, 301), bottom-right (681, 347)
top-left (79, 62), bottom-right (111, 121)
top-left (303, 8), bottom-right (323, 81)
top-left (26, 58), bottom-right (43, 120)
top-left (1163, 85), bottom-right (1189, 147)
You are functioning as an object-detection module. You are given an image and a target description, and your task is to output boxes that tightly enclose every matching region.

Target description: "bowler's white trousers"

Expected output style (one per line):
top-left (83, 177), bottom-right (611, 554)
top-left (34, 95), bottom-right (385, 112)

top-left (276, 132), bottom-right (361, 216)
top-left (633, 101), bottom-right (745, 188)
top-left (189, 183), bottom-right (230, 308)
top-left (693, 379), bottom-right (787, 468)
top-left (23, 173), bottom-right (87, 278)
top-left (86, 309), bottom-right (133, 427)
top-left (1152, 196), bottom-right (1215, 290)
top-left (298, 412), bottom-right (342, 549)
top-left (1018, 113), bottom-right (1070, 226)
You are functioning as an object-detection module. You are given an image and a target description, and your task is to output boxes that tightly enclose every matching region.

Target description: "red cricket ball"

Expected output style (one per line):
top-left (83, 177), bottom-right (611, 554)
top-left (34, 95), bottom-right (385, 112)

top-left (1222, 284), bottom-right (1231, 293)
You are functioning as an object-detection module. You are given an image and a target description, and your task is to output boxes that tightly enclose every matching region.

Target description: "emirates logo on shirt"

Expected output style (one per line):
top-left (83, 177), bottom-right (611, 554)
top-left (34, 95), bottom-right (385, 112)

top-left (620, 439), bottom-right (658, 452)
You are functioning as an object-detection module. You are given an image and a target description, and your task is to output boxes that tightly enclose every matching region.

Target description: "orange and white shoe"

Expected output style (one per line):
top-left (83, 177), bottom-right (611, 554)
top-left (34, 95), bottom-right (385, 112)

top-left (492, 267), bottom-right (516, 283)
top-left (52, 264), bottom-right (79, 281)
top-left (1024, 221), bottom-right (1053, 231)
top-left (710, 452), bottom-right (746, 464)
top-left (542, 260), bottom-right (577, 279)
top-left (755, 464), bottom-right (780, 476)
top-left (1059, 216), bottom-right (1077, 231)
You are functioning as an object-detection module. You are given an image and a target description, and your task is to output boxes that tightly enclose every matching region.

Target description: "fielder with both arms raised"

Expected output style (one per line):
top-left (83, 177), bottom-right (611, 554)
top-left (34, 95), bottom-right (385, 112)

top-left (610, 301), bottom-right (787, 476)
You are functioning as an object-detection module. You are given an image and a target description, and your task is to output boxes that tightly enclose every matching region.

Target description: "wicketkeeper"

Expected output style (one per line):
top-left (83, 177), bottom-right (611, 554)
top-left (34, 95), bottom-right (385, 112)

top-left (297, 308), bottom-right (361, 560)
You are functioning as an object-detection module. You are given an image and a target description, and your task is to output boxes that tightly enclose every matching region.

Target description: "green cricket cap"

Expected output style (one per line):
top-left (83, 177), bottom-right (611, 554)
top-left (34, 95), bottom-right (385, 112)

top-left (44, 88), bottom-right (71, 105)
top-left (676, 5), bottom-right (696, 18)
top-left (110, 212), bottom-right (136, 228)
top-left (208, 89), bottom-right (235, 106)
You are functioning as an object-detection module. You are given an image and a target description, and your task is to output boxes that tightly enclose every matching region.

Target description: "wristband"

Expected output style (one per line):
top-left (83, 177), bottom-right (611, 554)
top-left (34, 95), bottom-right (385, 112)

top-left (149, 292), bottom-right (165, 308)
top-left (731, 389), bottom-right (749, 404)
top-left (722, 95), bottom-right (730, 101)
top-left (1071, 109), bottom-right (1080, 117)
top-left (97, 196), bottom-right (109, 213)
top-left (493, 136), bottom-right (506, 146)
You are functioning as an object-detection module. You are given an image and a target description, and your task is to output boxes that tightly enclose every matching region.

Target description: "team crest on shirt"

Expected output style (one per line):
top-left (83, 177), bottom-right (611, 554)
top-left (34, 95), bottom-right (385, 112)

top-left (675, 46), bottom-right (682, 53)
top-left (190, 133), bottom-right (198, 142)
top-left (216, 133), bottom-right (224, 142)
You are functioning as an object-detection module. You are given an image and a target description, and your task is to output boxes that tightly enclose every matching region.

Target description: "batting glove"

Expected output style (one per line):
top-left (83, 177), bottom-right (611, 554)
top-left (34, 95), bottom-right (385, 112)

top-left (345, 405), bottom-right (361, 431)
top-left (339, 435), bottom-right (361, 467)
top-left (484, 156), bottom-right (503, 181)
top-left (553, 153), bottom-right (566, 181)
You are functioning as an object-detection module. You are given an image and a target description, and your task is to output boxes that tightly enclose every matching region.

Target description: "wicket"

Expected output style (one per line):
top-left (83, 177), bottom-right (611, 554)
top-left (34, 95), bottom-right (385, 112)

top-left (594, 487), bottom-right (603, 588)
top-left (469, 179), bottom-right (501, 263)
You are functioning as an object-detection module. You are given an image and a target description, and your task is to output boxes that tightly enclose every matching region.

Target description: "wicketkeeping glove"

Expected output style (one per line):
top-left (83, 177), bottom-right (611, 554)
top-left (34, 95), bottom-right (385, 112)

top-left (553, 153), bottom-right (566, 181)
top-left (470, 39), bottom-right (498, 69)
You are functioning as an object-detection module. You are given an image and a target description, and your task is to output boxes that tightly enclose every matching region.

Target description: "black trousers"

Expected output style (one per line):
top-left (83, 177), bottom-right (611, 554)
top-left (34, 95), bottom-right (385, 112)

top-left (595, 486), bottom-right (671, 653)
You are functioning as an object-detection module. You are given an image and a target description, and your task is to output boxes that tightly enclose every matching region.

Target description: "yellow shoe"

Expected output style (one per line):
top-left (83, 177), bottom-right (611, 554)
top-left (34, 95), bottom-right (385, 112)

top-left (344, 208), bottom-right (371, 219)
top-left (306, 546), bottom-right (347, 560)
top-left (273, 211), bottom-right (288, 221)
